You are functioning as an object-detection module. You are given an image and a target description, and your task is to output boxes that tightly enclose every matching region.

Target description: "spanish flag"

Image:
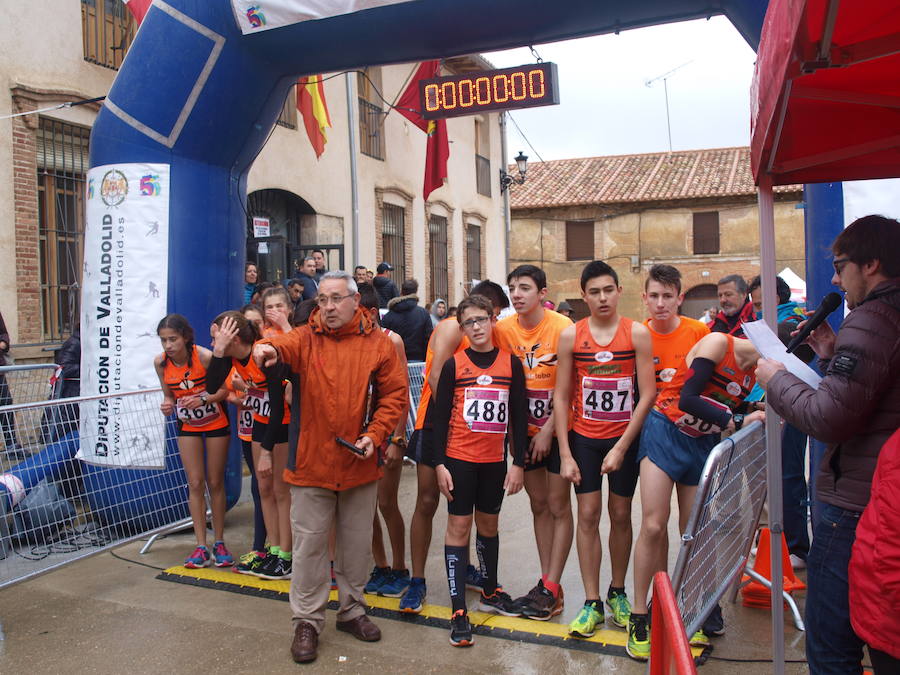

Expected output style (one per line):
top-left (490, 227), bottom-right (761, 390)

top-left (123, 0), bottom-right (152, 24)
top-left (396, 61), bottom-right (449, 200)
top-left (297, 75), bottom-right (332, 159)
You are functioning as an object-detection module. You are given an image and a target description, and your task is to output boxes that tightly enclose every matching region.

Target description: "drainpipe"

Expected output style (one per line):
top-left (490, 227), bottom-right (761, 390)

top-left (345, 72), bottom-right (360, 267)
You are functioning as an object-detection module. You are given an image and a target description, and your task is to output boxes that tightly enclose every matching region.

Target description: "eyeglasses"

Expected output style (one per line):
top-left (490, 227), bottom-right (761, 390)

top-left (316, 293), bottom-right (355, 307)
top-left (833, 257), bottom-right (852, 274)
top-left (461, 316), bottom-right (491, 329)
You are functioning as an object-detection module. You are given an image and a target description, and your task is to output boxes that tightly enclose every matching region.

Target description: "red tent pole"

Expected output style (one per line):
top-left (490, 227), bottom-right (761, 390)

top-left (758, 175), bottom-right (786, 675)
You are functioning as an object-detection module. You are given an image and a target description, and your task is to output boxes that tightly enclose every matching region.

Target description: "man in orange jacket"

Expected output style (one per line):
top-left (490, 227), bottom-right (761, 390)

top-left (254, 270), bottom-right (408, 665)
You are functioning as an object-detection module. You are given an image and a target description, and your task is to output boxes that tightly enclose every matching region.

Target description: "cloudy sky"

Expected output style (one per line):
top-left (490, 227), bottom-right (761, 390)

top-left (483, 15), bottom-right (758, 163)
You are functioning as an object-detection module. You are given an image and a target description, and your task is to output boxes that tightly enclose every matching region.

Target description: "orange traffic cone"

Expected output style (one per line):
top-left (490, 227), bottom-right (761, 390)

top-left (741, 528), bottom-right (806, 608)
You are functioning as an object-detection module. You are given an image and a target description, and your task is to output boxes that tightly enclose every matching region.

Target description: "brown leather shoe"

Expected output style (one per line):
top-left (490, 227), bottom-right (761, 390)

top-left (336, 614), bottom-right (381, 642)
top-left (291, 621), bottom-right (318, 663)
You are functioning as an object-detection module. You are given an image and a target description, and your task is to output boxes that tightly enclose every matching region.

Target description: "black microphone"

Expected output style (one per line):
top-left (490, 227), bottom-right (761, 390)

top-left (785, 292), bottom-right (843, 353)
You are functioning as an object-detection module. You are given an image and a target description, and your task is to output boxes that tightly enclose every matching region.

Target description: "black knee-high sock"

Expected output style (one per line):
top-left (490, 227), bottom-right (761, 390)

top-left (476, 533), bottom-right (499, 595)
top-left (445, 545), bottom-right (468, 613)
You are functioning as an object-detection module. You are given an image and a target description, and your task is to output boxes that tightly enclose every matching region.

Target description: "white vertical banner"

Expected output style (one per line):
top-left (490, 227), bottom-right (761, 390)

top-left (79, 163), bottom-right (170, 468)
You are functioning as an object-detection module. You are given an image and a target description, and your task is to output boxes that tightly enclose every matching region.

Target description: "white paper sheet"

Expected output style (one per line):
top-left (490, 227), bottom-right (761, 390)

top-left (742, 320), bottom-right (822, 390)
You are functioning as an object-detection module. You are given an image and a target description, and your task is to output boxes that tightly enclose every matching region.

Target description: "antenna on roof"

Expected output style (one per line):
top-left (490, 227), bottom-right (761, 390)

top-left (644, 61), bottom-right (692, 153)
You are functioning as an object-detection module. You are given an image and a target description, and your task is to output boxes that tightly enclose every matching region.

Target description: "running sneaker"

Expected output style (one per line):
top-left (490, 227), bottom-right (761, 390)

top-left (690, 629), bottom-right (710, 647)
top-left (212, 541), bottom-right (234, 567)
top-left (399, 577), bottom-right (426, 614)
top-left (478, 587), bottom-right (520, 617)
top-left (256, 555), bottom-right (292, 580)
top-left (701, 603), bottom-right (725, 636)
top-left (512, 580), bottom-right (545, 615)
top-left (449, 609), bottom-right (474, 647)
top-left (234, 550), bottom-right (266, 575)
top-left (626, 614), bottom-right (650, 661)
top-left (364, 566), bottom-right (390, 594)
top-left (521, 585), bottom-right (564, 621)
top-left (569, 603), bottom-right (602, 638)
top-left (184, 545), bottom-right (210, 569)
top-left (465, 564), bottom-right (486, 591)
top-left (605, 589), bottom-right (632, 628)
top-left (378, 569), bottom-right (411, 598)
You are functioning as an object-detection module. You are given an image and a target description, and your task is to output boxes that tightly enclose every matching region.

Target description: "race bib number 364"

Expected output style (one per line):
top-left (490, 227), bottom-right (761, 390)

top-left (581, 376), bottom-right (632, 422)
top-left (463, 388), bottom-right (509, 434)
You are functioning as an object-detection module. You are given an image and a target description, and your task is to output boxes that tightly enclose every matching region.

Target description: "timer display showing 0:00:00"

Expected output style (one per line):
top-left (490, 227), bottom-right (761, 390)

top-left (423, 69), bottom-right (547, 111)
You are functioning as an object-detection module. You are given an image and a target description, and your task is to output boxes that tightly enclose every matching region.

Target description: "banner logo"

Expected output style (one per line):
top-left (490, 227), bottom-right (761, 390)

top-left (100, 169), bottom-right (128, 207)
top-left (140, 174), bottom-right (161, 196)
top-left (246, 5), bottom-right (266, 27)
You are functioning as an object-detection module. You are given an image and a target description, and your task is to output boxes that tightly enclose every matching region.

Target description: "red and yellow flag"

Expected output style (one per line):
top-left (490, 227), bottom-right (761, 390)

top-left (396, 61), bottom-right (449, 200)
top-left (297, 75), bottom-right (332, 159)
top-left (123, 0), bottom-right (152, 24)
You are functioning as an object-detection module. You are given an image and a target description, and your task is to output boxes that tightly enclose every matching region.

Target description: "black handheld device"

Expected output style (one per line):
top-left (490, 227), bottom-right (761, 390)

top-left (336, 436), bottom-right (365, 456)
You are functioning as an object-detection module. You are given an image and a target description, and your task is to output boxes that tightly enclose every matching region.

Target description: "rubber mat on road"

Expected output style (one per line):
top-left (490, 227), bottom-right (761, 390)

top-left (158, 565), bottom-right (703, 659)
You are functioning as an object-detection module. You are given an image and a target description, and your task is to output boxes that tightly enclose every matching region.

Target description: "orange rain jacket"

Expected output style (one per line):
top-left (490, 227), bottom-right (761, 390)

top-left (264, 306), bottom-right (408, 491)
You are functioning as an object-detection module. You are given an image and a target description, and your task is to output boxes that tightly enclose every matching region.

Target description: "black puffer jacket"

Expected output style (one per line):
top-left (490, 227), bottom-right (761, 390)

top-left (381, 294), bottom-right (433, 362)
top-left (373, 275), bottom-right (399, 308)
top-left (766, 279), bottom-right (900, 512)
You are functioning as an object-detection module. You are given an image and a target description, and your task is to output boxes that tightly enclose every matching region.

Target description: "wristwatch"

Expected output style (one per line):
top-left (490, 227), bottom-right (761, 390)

top-left (732, 413), bottom-right (745, 430)
top-left (390, 435), bottom-right (407, 448)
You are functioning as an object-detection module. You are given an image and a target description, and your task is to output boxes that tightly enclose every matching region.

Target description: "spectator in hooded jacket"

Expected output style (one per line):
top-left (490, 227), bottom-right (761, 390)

top-left (373, 262), bottom-right (400, 308)
top-left (756, 215), bottom-right (900, 675)
top-left (429, 298), bottom-right (447, 327)
top-left (381, 279), bottom-right (433, 362)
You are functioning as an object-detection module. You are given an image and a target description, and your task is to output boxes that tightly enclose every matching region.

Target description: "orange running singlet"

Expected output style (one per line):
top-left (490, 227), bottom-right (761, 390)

top-left (162, 345), bottom-right (228, 432)
top-left (230, 349), bottom-right (290, 426)
top-left (571, 317), bottom-right (636, 440)
top-left (414, 319), bottom-right (469, 430)
top-left (446, 349), bottom-right (513, 463)
top-left (644, 317), bottom-right (710, 393)
top-left (656, 334), bottom-right (756, 437)
top-left (225, 367), bottom-right (254, 441)
top-left (494, 310), bottom-right (571, 436)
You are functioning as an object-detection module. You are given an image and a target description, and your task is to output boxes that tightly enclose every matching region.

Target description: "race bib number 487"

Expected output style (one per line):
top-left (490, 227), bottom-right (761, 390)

top-left (463, 388), bottom-right (509, 433)
top-left (581, 376), bottom-right (633, 422)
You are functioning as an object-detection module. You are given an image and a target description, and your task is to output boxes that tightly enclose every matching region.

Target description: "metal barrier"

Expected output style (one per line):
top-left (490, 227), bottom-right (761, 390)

top-left (0, 364), bottom-right (62, 454)
top-left (671, 422), bottom-right (769, 637)
top-left (0, 388), bottom-right (194, 592)
top-left (405, 361), bottom-right (425, 440)
top-left (650, 571), bottom-right (697, 675)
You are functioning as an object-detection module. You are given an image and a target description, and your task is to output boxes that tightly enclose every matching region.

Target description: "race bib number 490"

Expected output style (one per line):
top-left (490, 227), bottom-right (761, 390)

top-left (246, 387), bottom-right (271, 419)
top-left (581, 376), bottom-right (633, 422)
top-left (463, 388), bottom-right (509, 434)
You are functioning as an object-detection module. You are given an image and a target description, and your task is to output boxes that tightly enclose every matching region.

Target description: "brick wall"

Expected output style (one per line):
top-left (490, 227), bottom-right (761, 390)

top-left (11, 112), bottom-right (41, 343)
top-left (373, 186), bottom-right (413, 283)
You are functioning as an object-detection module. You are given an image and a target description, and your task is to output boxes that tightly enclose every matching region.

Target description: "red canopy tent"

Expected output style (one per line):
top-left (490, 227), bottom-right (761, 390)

top-left (750, 3), bottom-right (900, 672)
top-left (751, 0), bottom-right (900, 185)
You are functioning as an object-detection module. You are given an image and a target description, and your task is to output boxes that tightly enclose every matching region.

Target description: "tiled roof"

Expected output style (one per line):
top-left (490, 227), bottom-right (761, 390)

top-left (508, 147), bottom-right (800, 210)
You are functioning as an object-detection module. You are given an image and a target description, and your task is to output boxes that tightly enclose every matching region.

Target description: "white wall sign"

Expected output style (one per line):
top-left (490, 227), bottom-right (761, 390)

top-left (253, 216), bottom-right (271, 237)
top-left (78, 163), bottom-right (170, 468)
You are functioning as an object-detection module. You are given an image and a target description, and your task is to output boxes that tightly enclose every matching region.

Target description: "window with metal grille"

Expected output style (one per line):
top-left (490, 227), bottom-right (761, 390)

top-left (475, 118), bottom-right (491, 197)
top-left (382, 203), bottom-right (406, 283)
top-left (466, 224), bottom-right (482, 282)
top-left (358, 69), bottom-right (385, 159)
top-left (693, 211), bottom-right (720, 255)
top-left (276, 88), bottom-right (297, 129)
top-left (566, 221), bottom-right (594, 260)
top-left (81, 0), bottom-right (136, 69)
top-left (37, 118), bottom-right (89, 342)
top-left (428, 215), bottom-right (449, 302)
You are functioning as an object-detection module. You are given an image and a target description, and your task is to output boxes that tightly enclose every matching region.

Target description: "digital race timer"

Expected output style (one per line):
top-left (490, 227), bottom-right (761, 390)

top-left (419, 62), bottom-right (560, 120)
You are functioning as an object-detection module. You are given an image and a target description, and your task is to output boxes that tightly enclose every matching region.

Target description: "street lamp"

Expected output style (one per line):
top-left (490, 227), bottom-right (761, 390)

top-left (500, 151), bottom-right (528, 192)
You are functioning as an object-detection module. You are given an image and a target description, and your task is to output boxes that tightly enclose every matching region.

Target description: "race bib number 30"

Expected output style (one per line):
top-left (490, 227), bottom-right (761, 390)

top-left (526, 389), bottom-right (553, 428)
top-left (581, 376), bottom-right (633, 422)
top-left (463, 388), bottom-right (509, 433)
top-left (246, 387), bottom-right (271, 419)
top-left (676, 396), bottom-right (728, 438)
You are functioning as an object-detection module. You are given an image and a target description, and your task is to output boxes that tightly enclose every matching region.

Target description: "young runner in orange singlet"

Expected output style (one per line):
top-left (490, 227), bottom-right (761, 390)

top-left (154, 314), bottom-right (232, 569)
top-left (433, 295), bottom-right (528, 647)
top-left (493, 264), bottom-right (573, 620)
top-left (627, 330), bottom-right (765, 660)
top-left (554, 261), bottom-right (656, 639)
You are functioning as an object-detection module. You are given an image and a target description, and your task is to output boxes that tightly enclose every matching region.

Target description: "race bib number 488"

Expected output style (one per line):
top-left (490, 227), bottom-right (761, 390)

top-left (463, 388), bottom-right (509, 434)
top-left (581, 376), bottom-right (633, 422)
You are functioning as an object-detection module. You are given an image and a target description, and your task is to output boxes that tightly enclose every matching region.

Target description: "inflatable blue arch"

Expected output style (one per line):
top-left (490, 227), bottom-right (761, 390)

top-left (83, 0), bottom-right (841, 525)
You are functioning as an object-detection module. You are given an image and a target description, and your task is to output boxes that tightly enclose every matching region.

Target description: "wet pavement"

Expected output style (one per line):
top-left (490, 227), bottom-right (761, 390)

top-left (0, 467), bottom-right (808, 673)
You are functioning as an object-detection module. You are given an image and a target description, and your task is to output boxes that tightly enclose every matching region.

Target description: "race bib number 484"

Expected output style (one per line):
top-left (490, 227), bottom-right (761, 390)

top-left (581, 376), bottom-right (633, 422)
top-left (463, 388), bottom-right (509, 434)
